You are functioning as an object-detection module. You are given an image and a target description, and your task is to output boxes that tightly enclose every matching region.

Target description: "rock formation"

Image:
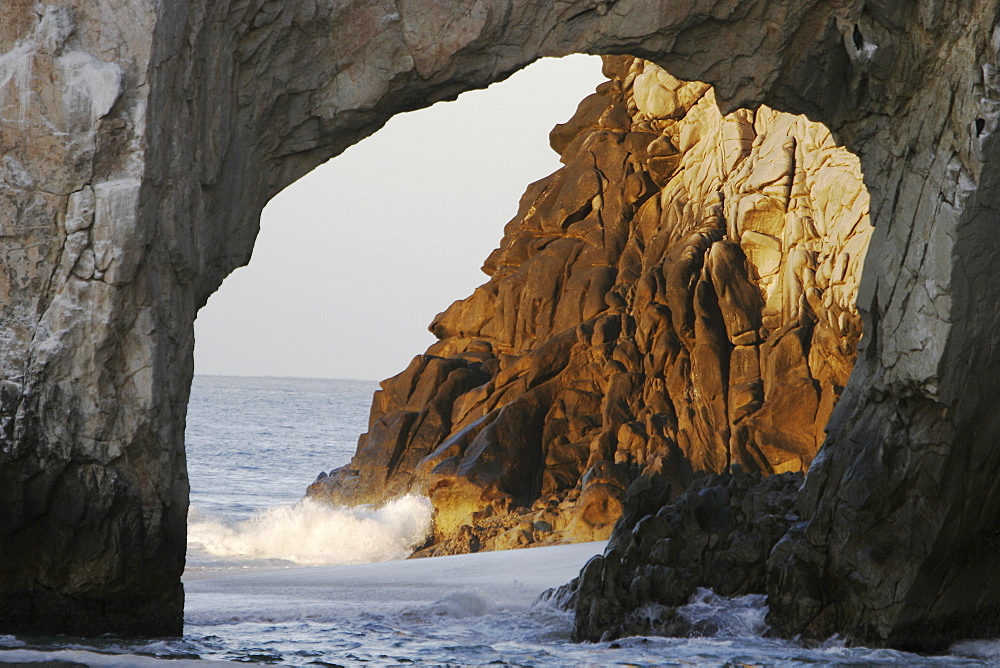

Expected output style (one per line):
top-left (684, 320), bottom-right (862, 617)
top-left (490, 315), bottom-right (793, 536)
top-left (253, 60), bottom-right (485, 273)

top-left (3, 0), bottom-right (1000, 650)
top-left (555, 469), bottom-right (803, 642)
top-left (308, 57), bottom-right (871, 556)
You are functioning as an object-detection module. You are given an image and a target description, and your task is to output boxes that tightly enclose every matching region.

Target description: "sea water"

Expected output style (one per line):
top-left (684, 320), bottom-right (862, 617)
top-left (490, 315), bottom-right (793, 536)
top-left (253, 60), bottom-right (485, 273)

top-left (1, 375), bottom-right (999, 665)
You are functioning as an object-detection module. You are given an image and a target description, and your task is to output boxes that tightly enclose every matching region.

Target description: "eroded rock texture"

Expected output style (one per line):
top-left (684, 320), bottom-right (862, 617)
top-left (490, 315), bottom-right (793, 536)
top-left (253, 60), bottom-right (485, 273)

top-left (308, 57), bottom-right (870, 555)
top-left (0, 4), bottom-right (188, 636)
top-left (561, 469), bottom-right (803, 642)
top-left (3, 0), bottom-right (1000, 649)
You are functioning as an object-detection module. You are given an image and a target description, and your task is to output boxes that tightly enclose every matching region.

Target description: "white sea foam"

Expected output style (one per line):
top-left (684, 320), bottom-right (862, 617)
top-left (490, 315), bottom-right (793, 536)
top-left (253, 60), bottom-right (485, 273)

top-left (676, 587), bottom-right (768, 637)
top-left (951, 639), bottom-right (1000, 660)
top-left (187, 495), bottom-right (432, 566)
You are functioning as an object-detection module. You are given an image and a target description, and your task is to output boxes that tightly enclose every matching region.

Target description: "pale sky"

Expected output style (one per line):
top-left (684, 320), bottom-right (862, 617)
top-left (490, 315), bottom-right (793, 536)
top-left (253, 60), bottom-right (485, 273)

top-left (193, 55), bottom-right (605, 381)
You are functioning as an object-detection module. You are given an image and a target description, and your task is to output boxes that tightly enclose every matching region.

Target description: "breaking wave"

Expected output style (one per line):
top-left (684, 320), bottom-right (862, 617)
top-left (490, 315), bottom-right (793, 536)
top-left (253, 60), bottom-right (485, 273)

top-left (187, 495), bottom-right (432, 566)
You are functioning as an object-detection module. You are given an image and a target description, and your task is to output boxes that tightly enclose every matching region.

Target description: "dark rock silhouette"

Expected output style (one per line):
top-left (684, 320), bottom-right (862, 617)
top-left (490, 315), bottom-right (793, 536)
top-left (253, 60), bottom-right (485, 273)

top-left (553, 469), bottom-right (803, 642)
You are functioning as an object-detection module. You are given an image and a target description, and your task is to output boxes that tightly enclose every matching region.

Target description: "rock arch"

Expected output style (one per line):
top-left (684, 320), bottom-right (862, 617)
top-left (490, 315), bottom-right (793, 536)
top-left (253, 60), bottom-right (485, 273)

top-left (1, 0), bottom-right (998, 647)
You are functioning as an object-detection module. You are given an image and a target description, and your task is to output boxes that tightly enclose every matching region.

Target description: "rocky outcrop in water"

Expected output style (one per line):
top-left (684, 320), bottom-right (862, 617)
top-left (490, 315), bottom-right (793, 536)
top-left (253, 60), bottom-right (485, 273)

top-left (5, 0), bottom-right (1000, 649)
top-left (308, 56), bottom-right (870, 552)
top-left (553, 469), bottom-right (802, 642)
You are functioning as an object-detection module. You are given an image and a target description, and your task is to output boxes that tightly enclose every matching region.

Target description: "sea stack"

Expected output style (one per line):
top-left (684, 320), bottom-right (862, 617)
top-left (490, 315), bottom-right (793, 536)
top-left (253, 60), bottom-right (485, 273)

top-left (308, 57), bottom-right (872, 558)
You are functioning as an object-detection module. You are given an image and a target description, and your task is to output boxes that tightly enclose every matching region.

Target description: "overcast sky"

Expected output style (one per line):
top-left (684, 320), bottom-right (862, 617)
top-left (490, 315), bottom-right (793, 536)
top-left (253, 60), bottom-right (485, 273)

top-left (193, 55), bottom-right (604, 381)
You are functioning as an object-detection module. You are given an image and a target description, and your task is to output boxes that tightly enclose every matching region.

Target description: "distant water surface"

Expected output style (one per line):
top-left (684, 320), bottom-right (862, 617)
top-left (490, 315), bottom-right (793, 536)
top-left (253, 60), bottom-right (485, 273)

top-left (185, 374), bottom-right (376, 521)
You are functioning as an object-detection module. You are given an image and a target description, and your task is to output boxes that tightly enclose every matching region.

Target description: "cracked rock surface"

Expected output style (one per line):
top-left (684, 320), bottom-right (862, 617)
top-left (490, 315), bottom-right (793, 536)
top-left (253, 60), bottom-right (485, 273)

top-left (2, 0), bottom-right (1000, 649)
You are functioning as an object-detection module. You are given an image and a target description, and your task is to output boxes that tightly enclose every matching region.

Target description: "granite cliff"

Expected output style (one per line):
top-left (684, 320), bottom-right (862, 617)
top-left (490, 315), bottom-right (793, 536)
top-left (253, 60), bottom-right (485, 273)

top-left (2, 0), bottom-right (1000, 651)
top-left (308, 56), bottom-right (871, 556)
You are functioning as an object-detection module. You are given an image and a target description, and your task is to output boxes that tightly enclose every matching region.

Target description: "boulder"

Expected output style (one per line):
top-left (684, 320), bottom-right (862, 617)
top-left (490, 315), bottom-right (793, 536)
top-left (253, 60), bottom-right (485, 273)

top-left (555, 469), bottom-right (802, 642)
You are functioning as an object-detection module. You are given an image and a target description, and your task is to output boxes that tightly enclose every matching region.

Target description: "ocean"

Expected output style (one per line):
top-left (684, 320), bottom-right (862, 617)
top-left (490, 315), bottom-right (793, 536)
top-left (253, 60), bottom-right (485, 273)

top-left (1, 375), bottom-right (998, 665)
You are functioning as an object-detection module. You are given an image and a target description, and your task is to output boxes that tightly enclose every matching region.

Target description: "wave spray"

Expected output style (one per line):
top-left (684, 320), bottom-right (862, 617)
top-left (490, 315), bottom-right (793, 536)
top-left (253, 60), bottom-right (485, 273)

top-left (187, 495), bottom-right (433, 566)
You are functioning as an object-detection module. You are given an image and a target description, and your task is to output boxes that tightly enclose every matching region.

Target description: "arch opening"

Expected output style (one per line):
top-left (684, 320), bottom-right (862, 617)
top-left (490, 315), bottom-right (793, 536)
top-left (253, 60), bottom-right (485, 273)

top-left (294, 55), bottom-right (873, 559)
top-left (184, 55), bottom-right (608, 566)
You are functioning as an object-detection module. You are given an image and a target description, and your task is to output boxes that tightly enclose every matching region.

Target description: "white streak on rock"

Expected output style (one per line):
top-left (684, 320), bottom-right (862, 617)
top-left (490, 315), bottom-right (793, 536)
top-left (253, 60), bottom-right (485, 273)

top-left (0, 6), bottom-right (75, 125)
top-left (0, 44), bottom-right (33, 125)
top-left (56, 51), bottom-right (123, 126)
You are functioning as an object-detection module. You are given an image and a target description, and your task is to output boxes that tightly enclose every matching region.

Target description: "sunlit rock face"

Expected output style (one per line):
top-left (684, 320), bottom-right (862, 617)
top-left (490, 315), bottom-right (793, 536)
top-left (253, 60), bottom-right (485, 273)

top-left (4, 0), bottom-right (1000, 650)
top-left (309, 57), bottom-right (871, 554)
